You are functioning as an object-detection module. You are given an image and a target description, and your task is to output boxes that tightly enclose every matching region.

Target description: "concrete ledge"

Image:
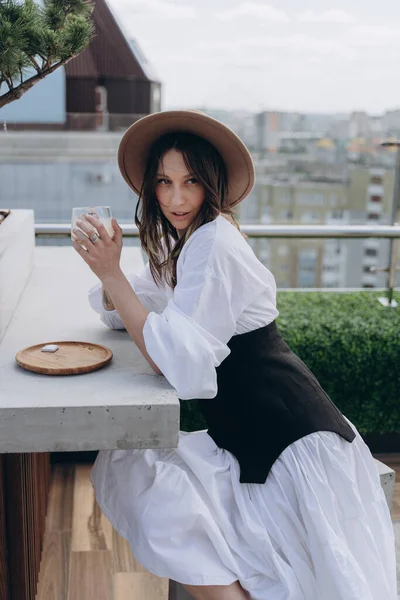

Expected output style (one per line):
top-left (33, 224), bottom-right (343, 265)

top-left (375, 458), bottom-right (396, 511)
top-left (0, 209), bottom-right (34, 342)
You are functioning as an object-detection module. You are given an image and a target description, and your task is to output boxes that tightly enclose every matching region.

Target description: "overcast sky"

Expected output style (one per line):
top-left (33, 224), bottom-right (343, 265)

top-left (109, 0), bottom-right (400, 115)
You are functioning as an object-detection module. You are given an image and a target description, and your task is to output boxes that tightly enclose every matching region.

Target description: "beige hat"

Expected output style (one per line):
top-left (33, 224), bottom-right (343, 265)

top-left (118, 110), bottom-right (255, 207)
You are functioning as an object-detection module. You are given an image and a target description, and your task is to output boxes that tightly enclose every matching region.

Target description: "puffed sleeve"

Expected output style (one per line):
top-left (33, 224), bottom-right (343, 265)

top-left (88, 262), bottom-right (168, 330)
top-left (142, 229), bottom-right (272, 399)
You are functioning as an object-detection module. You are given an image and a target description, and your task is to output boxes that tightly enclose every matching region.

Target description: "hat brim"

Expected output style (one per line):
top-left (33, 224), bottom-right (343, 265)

top-left (117, 110), bottom-right (255, 208)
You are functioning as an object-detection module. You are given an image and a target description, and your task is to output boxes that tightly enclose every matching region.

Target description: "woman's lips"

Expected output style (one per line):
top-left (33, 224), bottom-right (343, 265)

top-left (171, 212), bottom-right (190, 219)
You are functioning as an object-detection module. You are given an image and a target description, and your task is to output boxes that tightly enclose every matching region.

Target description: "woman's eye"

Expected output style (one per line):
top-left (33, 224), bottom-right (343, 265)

top-left (157, 178), bottom-right (169, 184)
top-left (187, 178), bottom-right (198, 184)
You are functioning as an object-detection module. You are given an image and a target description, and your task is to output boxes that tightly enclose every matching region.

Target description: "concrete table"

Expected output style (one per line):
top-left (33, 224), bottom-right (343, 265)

top-left (0, 246), bottom-right (179, 600)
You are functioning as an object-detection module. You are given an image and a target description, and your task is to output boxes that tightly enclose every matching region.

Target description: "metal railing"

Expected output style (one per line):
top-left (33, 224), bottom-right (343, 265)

top-left (35, 223), bottom-right (400, 304)
top-left (34, 223), bottom-right (400, 239)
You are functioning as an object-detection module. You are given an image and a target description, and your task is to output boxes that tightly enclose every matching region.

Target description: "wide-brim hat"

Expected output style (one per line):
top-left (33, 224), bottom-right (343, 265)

top-left (117, 110), bottom-right (255, 207)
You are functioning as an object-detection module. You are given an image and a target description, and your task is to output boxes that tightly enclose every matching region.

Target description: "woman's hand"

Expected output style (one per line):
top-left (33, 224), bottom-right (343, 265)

top-left (72, 214), bottom-right (123, 282)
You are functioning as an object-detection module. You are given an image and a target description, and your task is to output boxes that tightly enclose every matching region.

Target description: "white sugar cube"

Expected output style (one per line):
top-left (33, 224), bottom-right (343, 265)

top-left (41, 344), bottom-right (59, 353)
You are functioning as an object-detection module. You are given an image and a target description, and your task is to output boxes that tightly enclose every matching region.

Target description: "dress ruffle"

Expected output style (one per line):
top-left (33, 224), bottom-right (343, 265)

top-left (90, 417), bottom-right (396, 599)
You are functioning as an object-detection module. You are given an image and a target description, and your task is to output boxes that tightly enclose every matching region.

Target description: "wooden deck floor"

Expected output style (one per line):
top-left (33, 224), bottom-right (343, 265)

top-left (36, 456), bottom-right (400, 600)
top-left (35, 463), bottom-right (169, 600)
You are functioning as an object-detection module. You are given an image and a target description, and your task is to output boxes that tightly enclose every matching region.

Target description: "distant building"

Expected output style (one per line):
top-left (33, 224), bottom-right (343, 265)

top-left (329, 116), bottom-right (350, 141)
top-left (348, 167), bottom-right (395, 288)
top-left (255, 111), bottom-right (284, 154)
top-left (255, 111), bottom-right (337, 155)
top-left (369, 115), bottom-right (383, 138)
top-left (383, 109), bottom-right (400, 138)
top-left (349, 111), bottom-right (370, 139)
top-left (237, 158), bottom-right (398, 290)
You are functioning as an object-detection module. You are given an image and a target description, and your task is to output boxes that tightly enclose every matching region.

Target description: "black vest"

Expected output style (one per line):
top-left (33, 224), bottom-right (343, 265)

top-left (193, 320), bottom-right (356, 484)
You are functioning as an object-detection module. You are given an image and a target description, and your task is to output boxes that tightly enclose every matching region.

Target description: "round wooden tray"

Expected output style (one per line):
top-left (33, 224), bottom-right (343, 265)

top-left (15, 341), bottom-right (113, 375)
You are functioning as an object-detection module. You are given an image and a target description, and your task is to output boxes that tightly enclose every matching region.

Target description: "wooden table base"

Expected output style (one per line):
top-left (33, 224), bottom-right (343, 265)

top-left (0, 453), bottom-right (51, 600)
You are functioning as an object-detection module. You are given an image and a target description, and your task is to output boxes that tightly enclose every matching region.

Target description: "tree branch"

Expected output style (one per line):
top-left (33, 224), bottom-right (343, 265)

top-left (4, 76), bottom-right (13, 92)
top-left (0, 54), bottom-right (79, 108)
top-left (28, 55), bottom-right (41, 72)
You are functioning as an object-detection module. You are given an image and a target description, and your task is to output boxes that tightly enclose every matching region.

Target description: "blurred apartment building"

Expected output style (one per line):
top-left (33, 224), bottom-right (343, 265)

top-left (254, 111), bottom-right (334, 154)
top-left (218, 108), bottom-right (398, 290)
top-left (238, 158), bottom-right (396, 289)
top-left (224, 108), bottom-right (400, 154)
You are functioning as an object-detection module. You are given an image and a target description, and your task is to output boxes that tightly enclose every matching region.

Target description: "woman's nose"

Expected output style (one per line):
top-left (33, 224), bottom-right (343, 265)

top-left (170, 185), bottom-right (186, 206)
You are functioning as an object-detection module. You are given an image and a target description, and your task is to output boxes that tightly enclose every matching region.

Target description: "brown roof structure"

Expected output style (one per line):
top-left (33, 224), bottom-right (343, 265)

top-left (65, 0), bottom-right (161, 125)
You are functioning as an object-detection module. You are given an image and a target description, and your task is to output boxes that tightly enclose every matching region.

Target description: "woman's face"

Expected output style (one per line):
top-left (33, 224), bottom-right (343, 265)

top-left (155, 149), bottom-right (205, 238)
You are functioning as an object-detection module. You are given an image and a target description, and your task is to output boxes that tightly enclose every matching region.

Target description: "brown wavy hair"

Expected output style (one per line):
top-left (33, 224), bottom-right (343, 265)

top-left (134, 131), bottom-right (241, 289)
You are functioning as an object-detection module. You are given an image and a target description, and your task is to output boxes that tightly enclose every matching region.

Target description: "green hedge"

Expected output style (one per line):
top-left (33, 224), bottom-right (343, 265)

top-left (180, 291), bottom-right (400, 435)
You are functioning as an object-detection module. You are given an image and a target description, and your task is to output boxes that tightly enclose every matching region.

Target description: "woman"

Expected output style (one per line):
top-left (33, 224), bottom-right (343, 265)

top-left (72, 111), bottom-right (396, 600)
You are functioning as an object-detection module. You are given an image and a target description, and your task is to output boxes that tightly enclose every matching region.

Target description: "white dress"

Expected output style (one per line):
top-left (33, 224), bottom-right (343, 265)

top-left (89, 215), bottom-right (397, 599)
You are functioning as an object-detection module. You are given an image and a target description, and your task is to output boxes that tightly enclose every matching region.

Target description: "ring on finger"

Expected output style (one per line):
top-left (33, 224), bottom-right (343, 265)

top-left (89, 231), bottom-right (100, 244)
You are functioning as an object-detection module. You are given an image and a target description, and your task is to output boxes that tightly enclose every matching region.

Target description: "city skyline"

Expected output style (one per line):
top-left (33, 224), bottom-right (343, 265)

top-left (109, 0), bottom-right (400, 114)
